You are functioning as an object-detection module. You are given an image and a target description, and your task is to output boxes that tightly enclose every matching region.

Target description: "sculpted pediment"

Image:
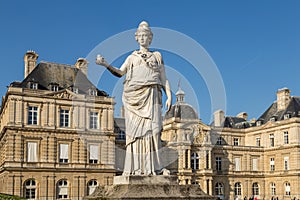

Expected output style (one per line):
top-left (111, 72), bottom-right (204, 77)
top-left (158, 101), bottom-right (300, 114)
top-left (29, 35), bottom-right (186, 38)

top-left (191, 123), bottom-right (210, 145)
top-left (43, 89), bottom-right (76, 99)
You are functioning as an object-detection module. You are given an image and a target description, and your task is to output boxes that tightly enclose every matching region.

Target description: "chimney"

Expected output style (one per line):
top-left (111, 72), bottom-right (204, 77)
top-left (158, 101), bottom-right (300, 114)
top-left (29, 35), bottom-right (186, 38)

top-left (277, 87), bottom-right (291, 111)
top-left (236, 112), bottom-right (248, 120)
top-left (24, 50), bottom-right (39, 78)
top-left (214, 110), bottom-right (225, 127)
top-left (75, 58), bottom-right (88, 76)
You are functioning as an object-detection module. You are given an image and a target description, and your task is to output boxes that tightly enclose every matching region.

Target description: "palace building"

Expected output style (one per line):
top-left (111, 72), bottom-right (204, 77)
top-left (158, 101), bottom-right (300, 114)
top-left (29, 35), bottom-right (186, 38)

top-left (1, 51), bottom-right (300, 200)
top-left (161, 87), bottom-right (300, 200)
top-left (0, 51), bottom-right (116, 199)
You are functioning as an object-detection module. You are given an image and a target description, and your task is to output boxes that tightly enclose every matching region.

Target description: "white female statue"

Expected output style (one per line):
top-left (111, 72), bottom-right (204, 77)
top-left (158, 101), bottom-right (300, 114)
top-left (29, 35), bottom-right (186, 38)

top-left (96, 21), bottom-right (172, 176)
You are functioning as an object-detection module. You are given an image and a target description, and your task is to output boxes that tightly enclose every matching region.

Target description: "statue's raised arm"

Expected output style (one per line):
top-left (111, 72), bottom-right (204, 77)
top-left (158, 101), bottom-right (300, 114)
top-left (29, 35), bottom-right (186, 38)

top-left (95, 54), bottom-right (125, 77)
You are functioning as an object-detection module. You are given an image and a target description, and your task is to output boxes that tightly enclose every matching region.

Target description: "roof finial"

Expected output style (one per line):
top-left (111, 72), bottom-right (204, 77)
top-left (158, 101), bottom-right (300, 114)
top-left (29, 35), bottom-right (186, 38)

top-left (176, 79), bottom-right (185, 102)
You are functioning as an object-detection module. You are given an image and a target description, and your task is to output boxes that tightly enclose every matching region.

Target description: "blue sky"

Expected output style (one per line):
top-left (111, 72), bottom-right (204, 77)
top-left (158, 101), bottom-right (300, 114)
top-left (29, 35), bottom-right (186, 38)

top-left (0, 0), bottom-right (300, 123)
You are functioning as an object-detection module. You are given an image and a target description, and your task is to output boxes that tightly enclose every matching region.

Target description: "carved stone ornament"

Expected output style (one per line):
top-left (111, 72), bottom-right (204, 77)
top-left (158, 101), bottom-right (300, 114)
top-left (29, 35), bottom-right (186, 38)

top-left (54, 90), bottom-right (73, 99)
top-left (192, 125), bottom-right (205, 144)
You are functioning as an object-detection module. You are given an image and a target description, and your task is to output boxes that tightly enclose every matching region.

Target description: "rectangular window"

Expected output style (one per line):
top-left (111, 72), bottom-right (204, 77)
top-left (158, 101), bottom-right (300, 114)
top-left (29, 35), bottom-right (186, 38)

top-left (118, 131), bottom-right (126, 140)
top-left (284, 157), bottom-right (289, 171)
top-left (89, 112), bottom-right (99, 129)
top-left (284, 113), bottom-right (291, 120)
top-left (27, 142), bottom-right (38, 162)
top-left (29, 82), bottom-right (38, 89)
top-left (216, 137), bottom-right (222, 145)
top-left (50, 84), bottom-right (58, 91)
top-left (60, 109), bottom-right (70, 127)
top-left (72, 87), bottom-right (78, 94)
top-left (284, 131), bottom-right (289, 144)
top-left (269, 134), bottom-right (274, 147)
top-left (270, 157), bottom-right (275, 171)
top-left (89, 144), bottom-right (99, 164)
top-left (28, 106), bottom-right (38, 125)
top-left (206, 151), bottom-right (209, 169)
top-left (89, 89), bottom-right (97, 96)
top-left (256, 137), bottom-right (261, 147)
top-left (233, 138), bottom-right (239, 146)
top-left (271, 183), bottom-right (276, 195)
top-left (59, 144), bottom-right (69, 163)
top-left (216, 157), bottom-right (222, 171)
top-left (252, 158), bottom-right (258, 171)
top-left (234, 157), bottom-right (241, 171)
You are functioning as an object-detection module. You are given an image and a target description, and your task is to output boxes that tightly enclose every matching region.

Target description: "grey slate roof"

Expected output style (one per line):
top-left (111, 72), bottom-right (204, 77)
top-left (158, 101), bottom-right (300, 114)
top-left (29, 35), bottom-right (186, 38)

top-left (11, 61), bottom-right (108, 96)
top-left (164, 102), bottom-right (198, 120)
top-left (223, 116), bottom-right (251, 128)
top-left (257, 96), bottom-right (300, 124)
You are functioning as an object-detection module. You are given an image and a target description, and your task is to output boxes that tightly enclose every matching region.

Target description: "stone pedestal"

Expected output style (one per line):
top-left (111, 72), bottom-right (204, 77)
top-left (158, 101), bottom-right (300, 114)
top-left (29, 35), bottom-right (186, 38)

top-left (84, 175), bottom-right (215, 200)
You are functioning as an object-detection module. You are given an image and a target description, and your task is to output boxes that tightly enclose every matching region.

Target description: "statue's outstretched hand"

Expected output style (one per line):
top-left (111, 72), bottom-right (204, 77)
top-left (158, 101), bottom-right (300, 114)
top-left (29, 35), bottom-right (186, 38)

top-left (96, 54), bottom-right (109, 67)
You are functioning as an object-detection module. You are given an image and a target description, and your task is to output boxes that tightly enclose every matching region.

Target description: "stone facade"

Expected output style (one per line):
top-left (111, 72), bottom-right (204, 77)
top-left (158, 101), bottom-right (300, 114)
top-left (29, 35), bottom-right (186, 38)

top-left (0, 51), bottom-right (116, 199)
top-left (161, 87), bottom-right (300, 200)
top-left (2, 51), bottom-right (300, 200)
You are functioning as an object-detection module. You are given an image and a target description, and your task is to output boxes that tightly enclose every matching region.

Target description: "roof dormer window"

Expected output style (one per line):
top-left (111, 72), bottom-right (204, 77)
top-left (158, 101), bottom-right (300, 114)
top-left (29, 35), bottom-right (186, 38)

top-left (72, 87), bottom-right (79, 94)
top-left (256, 120), bottom-right (262, 126)
top-left (28, 82), bottom-right (38, 90)
top-left (284, 113), bottom-right (291, 120)
top-left (270, 117), bottom-right (276, 122)
top-left (49, 83), bottom-right (59, 92)
top-left (89, 89), bottom-right (97, 96)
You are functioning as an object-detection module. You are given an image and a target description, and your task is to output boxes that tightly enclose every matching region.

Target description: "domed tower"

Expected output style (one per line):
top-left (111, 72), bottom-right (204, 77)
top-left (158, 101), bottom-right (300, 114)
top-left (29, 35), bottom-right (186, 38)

top-left (161, 87), bottom-right (212, 189)
top-left (164, 86), bottom-right (198, 121)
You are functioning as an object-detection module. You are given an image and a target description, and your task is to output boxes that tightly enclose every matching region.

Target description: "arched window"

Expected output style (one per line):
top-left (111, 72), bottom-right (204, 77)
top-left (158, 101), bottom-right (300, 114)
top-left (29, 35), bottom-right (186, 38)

top-left (24, 179), bottom-right (36, 199)
top-left (270, 182), bottom-right (276, 196)
top-left (57, 179), bottom-right (68, 199)
top-left (191, 152), bottom-right (199, 170)
top-left (285, 182), bottom-right (291, 196)
top-left (234, 182), bottom-right (242, 196)
top-left (215, 182), bottom-right (224, 195)
top-left (252, 182), bottom-right (259, 196)
top-left (88, 180), bottom-right (98, 195)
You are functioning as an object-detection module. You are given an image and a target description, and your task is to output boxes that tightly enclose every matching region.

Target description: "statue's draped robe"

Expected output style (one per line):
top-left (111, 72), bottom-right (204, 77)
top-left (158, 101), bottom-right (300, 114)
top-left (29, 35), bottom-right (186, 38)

top-left (121, 51), bottom-right (164, 175)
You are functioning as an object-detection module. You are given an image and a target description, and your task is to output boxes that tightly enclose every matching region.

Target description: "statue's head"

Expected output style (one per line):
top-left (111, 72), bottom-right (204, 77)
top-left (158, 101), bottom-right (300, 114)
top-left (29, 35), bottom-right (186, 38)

top-left (135, 21), bottom-right (153, 45)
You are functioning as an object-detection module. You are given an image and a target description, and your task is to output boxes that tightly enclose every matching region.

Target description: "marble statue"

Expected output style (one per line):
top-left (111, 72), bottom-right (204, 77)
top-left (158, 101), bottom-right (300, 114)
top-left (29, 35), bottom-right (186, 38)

top-left (96, 21), bottom-right (172, 176)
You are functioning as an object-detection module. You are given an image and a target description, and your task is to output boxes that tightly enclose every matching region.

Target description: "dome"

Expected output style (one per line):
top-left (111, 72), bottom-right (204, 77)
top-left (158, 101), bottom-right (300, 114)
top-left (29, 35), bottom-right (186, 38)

top-left (164, 86), bottom-right (198, 120)
top-left (164, 103), bottom-right (198, 120)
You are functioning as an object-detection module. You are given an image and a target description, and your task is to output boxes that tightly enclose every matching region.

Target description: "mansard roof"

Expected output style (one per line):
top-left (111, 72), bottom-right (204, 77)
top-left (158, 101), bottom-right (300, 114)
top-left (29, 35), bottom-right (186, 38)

top-left (223, 116), bottom-right (251, 128)
top-left (11, 61), bottom-right (108, 97)
top-left (257, 96), bottom-right (300, 124)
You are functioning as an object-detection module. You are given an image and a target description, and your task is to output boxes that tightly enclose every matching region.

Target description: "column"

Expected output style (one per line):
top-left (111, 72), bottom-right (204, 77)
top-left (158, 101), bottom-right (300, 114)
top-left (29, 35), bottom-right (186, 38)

top-left (245, 180), bottom-right (249, 198)
top-left (73, 105), bottom-right (79, 129)
top-left (41, 176), bottom-right (49, 200)
top-left (182, 149), bottom-right (186, 169)
top-left (8, 98), bottom-right (16, 124)
top-left (208, 150), bottom-right (212, 169)
top-left (15, 99), bottom-right (22, 125)
top-left (208, 179), bottom-right (213, 196)
top-left (108, 108), bottom-right (114, 131)
top-left (102, 108), bottom-right (108, 131)
top-left (79, 106), bottom-right (85, 129)
top-left (107, 138), bottom-right (115, 165)
top-left (42, 102), bottom-right (49, 126)
top-left (100, 108), bottom-right (105, 130)
top-left (48, 102), bottom-right (55, 127)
